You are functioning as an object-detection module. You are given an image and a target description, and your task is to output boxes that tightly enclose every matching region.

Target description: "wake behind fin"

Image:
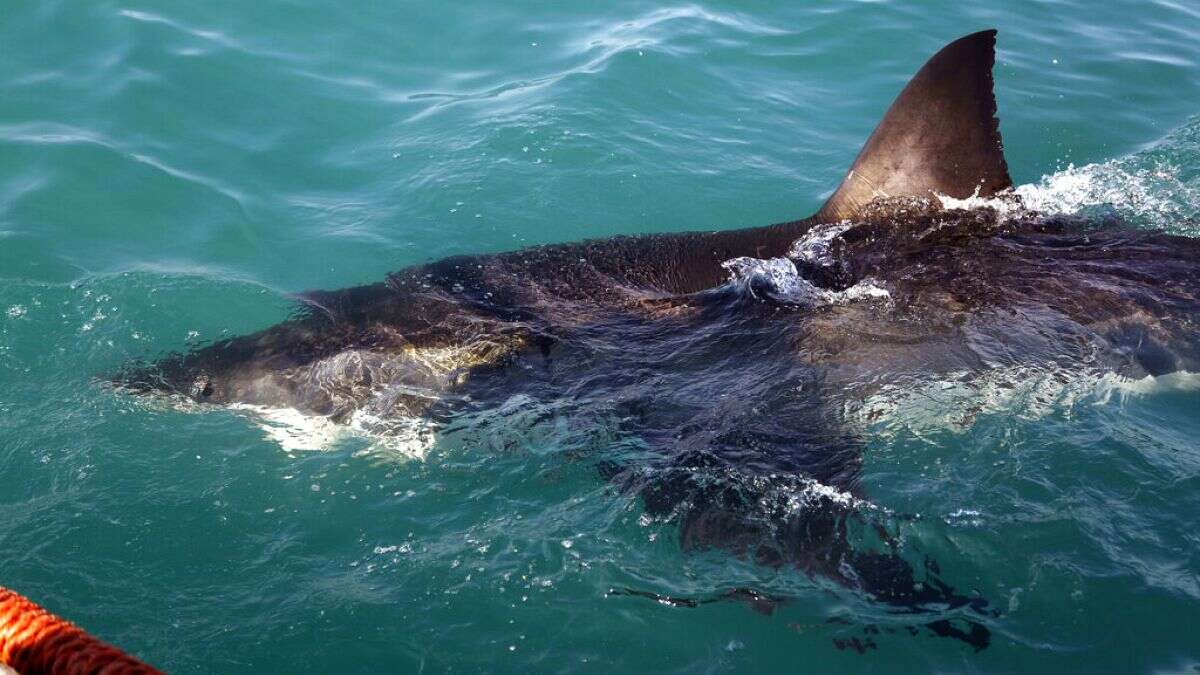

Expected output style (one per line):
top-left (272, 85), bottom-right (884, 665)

top-left (815, 30), bottom-right (1012, 223)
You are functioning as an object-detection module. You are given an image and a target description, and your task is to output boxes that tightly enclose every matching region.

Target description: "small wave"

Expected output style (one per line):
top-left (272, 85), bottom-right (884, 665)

top-left (577, 5), bottom-right (787, 53)
top-left (405, 5), bottom-right (786, 123)
top-left (117, 8), bottom-right (291, 61)
top-left (0, 122), bottom-right (248, 209)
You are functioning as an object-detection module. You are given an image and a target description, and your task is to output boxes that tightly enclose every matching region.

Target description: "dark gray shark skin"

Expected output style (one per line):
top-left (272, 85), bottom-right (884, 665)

top-left (113, 31), bottom-right (1200, 651)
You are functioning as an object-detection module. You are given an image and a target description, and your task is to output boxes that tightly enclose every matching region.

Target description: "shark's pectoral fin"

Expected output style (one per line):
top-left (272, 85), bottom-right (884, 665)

top-left (600, 391), bottom-right (996, 649)
top-left (815, 30), bottom-right (1012, 223)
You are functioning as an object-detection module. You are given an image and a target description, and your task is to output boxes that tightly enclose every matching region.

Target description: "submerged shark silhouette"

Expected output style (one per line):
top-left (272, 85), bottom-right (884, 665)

top-left (113, 31), bottom-right (1200, 650)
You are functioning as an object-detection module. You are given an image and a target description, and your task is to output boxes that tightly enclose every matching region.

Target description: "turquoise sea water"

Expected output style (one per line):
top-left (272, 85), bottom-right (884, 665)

top-left (3, 1), bottom-right (1200, 672)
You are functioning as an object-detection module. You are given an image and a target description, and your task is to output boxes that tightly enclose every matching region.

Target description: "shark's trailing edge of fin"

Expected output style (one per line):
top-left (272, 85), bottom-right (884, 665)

top-left (815, 29), bottom-right (1012, 223)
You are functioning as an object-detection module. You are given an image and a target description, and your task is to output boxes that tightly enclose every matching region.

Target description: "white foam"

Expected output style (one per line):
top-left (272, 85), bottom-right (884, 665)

top-left (1013, 160), bottom-right (1199, 232)
top-left (229, 403), bottom-right (438, 459)
top-left (785, 476), bottom-right (873, 511)
top-left (1090, 369), bottom-right (1200, 401)
top-left (228, 404), bottom-right (346, 451)
top-left (934, 157), bottom-right (1200, 234)
top-left (833, 280), bottom-right (891, 303)
top-left (125, 386), bottom-right (439, 460)
top-left (741, 471), bottom-right (879, 514)
top-left (934, 187), bottom-right (1028, 219)
top-left (928, 153), bottom-right (1200, 237)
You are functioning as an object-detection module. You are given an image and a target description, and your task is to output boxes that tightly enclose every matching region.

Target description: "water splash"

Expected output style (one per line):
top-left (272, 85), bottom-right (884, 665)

top-left (724, 219), bottom-right (894, 306)
top-left (788, 222), bottom-right (852, 267)
top-left (721, 256), bottom-right (889, 306)
top-left (936, 119), bottom-right (1200, 234)
top-left (1014, 160), bottom-right (1200, 234)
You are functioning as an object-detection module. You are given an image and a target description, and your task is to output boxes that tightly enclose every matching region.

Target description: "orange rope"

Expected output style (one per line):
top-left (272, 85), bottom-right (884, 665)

top-left (0, 586), bottom-right (161, 675)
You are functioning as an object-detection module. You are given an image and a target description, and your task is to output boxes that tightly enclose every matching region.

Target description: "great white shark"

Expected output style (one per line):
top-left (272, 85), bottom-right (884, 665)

top-left (113, 31), bottom-right (1200, 649)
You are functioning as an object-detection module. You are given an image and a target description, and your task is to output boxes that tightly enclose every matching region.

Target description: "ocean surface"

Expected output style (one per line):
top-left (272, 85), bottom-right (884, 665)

top-left (3, 1), bottom-right (1200, 672)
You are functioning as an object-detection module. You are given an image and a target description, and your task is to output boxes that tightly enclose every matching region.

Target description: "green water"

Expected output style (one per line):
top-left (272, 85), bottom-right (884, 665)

top-left (3, 1), bottom-right (1200, 672)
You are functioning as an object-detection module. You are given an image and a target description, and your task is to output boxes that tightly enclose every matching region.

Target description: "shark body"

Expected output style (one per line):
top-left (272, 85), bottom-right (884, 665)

top-left (114, 31), bottom-right (1200, 649)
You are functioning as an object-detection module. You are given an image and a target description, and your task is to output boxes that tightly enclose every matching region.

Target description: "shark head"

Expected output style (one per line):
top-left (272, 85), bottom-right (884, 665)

top-left (111, 336), bottom-right (310, 410)
top-left (110, 306), bottom-right (528, 422)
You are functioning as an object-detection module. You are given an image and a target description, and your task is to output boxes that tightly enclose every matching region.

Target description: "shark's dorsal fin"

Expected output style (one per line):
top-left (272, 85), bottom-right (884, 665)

top-left (815, 30), bottom-right (1012, 223)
